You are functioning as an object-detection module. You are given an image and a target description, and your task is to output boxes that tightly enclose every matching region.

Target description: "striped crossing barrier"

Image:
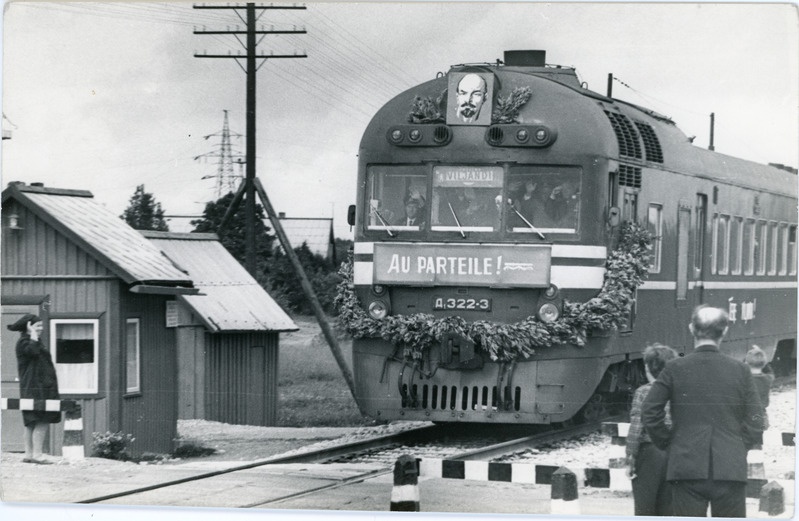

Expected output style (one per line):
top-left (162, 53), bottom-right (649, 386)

top-left (390, 454), bottom-right (420, 511)
top-left (550, 467), bottom-right (580, 515)
top-left (1, 398), bottom-right (83, 459)
top-left (418, 458), bottom-right (629, 490)
top-left (601, 422), bottom-right (796, 447)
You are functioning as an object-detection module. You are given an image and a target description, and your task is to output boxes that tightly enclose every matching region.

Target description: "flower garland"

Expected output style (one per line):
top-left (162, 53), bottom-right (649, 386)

top-left (334, 222), bottom-right (652, 362)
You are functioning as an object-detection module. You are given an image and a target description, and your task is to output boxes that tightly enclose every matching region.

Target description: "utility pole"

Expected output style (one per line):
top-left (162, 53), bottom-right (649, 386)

top-left (194, 109), bottom-right (245, 199)
top-left (194, 2), bottom-right (307, 275)
top-left (192, 3), bottom-right (362, 412)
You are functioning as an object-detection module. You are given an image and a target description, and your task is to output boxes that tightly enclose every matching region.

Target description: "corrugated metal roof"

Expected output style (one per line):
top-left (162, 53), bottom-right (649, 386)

top-left (143, 232), bottom-right (298, 332)
top-left (274, 217), bottom-right (333, 258)
top-left (18, 189), bottom-right (192, 285)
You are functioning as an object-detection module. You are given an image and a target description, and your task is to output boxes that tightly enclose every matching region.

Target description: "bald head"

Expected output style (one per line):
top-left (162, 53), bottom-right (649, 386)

top-left (456, 74), bottom-right (488, 122)
top-left (689, 305), bottom-right (729, 344)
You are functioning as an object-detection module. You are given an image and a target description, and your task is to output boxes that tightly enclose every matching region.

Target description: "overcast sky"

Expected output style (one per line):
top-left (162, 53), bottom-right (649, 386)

top-left (2, 1), bottom-right (798, 241)
top-left (0, 2), bottom-right (797, 521)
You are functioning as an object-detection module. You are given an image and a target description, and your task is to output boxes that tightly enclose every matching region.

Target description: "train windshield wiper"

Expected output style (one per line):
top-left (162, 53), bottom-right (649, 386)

top-left (369, 203), bottom-right (396, 237)
top-left (447, 202), bottom-right (467, 238)
top-left (510, 204), bottom-right (545, 239)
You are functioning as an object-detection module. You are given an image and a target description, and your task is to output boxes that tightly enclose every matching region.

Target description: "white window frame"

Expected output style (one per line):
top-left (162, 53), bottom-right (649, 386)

top-left (126, 318), bottom-right (141, 394)
top-left (768, 221), bottom-right (779, 275)
top-left (743, 218), bottom-right (756, 275)
top-left (756, 220), bottom-right (768, 275)
top-left (789, 224), bottom-right (798, 276)
top-left (50, 318), bottom-right (99, 394)
top-left (712, 214), bottom-right (730, 275)
top-left (647, 203), bottom-right (663, 273)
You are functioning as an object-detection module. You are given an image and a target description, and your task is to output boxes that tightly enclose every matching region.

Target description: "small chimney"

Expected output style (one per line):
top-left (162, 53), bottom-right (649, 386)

top-left (31, 182), bottom-right (44, 187)
top-left (278, 212), bottom-right (286, 219)
top-left (504, 50), bottom-right (546, 67)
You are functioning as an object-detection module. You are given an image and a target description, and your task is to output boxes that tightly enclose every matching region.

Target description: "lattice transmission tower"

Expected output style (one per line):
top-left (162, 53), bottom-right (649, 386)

top-left (194, 109), bottom-right (245, 199)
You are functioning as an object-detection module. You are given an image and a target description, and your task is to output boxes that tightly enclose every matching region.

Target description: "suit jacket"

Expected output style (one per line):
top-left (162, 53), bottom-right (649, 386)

top-left (641, 344), bottom-right (763, 482)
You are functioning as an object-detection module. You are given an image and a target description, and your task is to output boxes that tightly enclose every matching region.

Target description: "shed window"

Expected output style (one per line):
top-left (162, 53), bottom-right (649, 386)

top-left (50, 319), bottom-right (99, 394)
top-left (126, 318), bottom-right (141, 393)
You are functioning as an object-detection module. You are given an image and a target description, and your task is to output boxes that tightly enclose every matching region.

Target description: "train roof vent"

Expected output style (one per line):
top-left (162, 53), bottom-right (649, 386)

top-left (634, 121), bottom-right (664, 163)
top-left (619, 164), bottom-right (642, 189)
top-left (604, 111), bottom-right (642, 159)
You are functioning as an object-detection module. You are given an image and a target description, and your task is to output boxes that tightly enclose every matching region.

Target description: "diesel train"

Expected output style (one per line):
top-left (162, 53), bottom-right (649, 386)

top-left (341, 50), bottom-right (797, 424)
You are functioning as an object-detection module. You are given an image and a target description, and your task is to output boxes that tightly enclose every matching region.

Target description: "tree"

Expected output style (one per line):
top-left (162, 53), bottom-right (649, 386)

top-left (190, 192), bottom-right (275, 280)
top-left (120, 184), bottom-right (169, 231)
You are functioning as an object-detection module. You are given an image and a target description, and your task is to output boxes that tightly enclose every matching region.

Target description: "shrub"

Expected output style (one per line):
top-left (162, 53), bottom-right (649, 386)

top-left (91, 431), bottom-right (135, 461)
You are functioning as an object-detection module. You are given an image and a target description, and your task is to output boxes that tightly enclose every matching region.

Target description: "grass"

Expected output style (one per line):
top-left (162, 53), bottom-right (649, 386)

top-left (277, 315), bottom-right (379, 427)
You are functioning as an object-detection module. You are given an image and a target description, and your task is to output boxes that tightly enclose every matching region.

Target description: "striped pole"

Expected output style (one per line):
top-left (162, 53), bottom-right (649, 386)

top-left (1, 398), bottom-right (83, 459)
top-left (62, 402), bottom-right (84, 459)
top-left (390, 454), bottom-right (420, 511)
top-left (550, 466), bottom-right (580, 515)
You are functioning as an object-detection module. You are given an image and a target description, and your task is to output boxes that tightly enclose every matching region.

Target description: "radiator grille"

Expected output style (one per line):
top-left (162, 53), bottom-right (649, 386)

top-left (619, 164), bottom-right (642, 188)
top-left (401, 384), bottom-right (521, 412)
top-left (634, 121), bottom-right (663, 163)
top-left (604, 111), bottom-right (642, 159)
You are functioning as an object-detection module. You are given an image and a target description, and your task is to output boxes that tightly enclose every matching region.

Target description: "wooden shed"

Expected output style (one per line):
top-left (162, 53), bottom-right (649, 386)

top-left (141, 231), bottom-right (297, 426)
top-left (1, 182), bottom-right (198, 456)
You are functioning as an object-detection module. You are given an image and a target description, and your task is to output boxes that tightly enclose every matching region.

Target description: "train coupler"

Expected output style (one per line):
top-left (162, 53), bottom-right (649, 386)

top-left (439, 333), bottom-right (483, 370)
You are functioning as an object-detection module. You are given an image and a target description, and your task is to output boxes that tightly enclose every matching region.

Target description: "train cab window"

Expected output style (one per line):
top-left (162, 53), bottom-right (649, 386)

top-left (505, 166), bottom-right (581, 234)
top-left (646, 203), bottom-right (663, 273)
top-left (430, 165), bottom-right (503, 233)
top-left (365, 165), bottom-right (429, 232)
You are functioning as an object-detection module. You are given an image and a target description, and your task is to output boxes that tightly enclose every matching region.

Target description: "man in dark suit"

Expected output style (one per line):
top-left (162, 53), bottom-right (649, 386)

top-left (641, 305), bottom-right (763, 517)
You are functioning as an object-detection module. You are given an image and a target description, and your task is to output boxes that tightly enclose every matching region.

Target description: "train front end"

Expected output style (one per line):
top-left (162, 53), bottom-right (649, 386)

top-left (345, 51), bottom-right (635, 424)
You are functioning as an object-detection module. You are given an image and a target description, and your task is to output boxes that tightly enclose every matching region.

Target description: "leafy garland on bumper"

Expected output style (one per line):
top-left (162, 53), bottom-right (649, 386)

top-left (334, 222), bottom-right (653, 362)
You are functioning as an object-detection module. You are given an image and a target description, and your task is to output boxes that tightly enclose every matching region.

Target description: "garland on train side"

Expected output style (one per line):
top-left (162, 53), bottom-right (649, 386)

top-left (334, 222), bottom-right (653, 362)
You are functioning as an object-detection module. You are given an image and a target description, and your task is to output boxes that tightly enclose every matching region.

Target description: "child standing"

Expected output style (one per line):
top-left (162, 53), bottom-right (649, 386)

top-left (626, 343), bottom-right (678, 516)
top-left (745, 345), bottom-right (774, 446)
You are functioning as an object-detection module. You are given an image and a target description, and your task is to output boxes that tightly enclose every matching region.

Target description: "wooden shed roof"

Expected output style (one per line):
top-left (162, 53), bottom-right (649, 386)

top-left (2, 182), bottom-right (195, 290)
top-left (142, 231), bottom-right (298, 333)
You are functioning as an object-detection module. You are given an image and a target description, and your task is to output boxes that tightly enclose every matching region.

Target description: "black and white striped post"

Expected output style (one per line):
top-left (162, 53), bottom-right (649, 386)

top-left (550, 466), bottom-right (580, 515)
top-left (390, 454), bottom-right (420, 511)
top-left (1, 398), bottom-right (83, 459)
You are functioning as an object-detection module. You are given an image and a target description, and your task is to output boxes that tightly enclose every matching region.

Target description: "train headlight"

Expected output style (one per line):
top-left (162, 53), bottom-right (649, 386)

top-left (408, 129), bottom-right (422, 142)
top-left (544, 284), bottom-right (559, 299)
top-left (372, 284), bottom-right (386, 295)
top-left (537, 302), bottom-right (560, 323)
top-left (535, 128), bottom-right (549, 143)
top-left (516, 128), bottom-right (530, 143)
top-left (368, 300), bottom-right (389, 319)
top-left (389, 129), bottom-right (403, 143)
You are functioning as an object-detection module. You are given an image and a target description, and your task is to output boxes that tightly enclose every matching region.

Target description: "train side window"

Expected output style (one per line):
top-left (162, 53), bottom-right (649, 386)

top-left (677, 207), bottom-right (691, 300)
top-left (694, 194), bottom-right (707, 275)
top-left (730, 216), bottom-right (743, 275)
top-left (768, 221), bottom-right (778, 275)
top-left (778, 223), bottom-right (788, 275)
top-left (788, 225), bottom-right (797, 275)
top-left (743, 218), bottom-right (756, 275)
top-left (711, 213), bottom-right (730, 275)
top-left (646, 203), bottom-right (662, 273)
top-left (755, 220), bottom-right (768, 275)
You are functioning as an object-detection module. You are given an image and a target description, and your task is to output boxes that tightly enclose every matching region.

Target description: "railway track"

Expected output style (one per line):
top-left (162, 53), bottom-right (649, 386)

top-left (78, 417), bottom-right (622, 507)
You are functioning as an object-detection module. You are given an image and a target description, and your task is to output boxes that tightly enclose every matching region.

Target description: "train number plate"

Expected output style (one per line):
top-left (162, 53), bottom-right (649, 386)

top-left (433, 297), bottom-right (492, 311)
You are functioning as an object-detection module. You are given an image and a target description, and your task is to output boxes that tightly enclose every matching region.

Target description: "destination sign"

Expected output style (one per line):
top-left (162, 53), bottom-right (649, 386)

top-left (373, 243), bottom-right (551, 287)
top-left (434, 166), bottom-right (504, 187)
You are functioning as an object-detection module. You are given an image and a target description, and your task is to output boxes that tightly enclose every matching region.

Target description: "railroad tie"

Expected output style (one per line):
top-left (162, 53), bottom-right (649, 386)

top-left (390, 454), bottom-right (420, 511)
top-left (1, 398), bottom-right (84, 459)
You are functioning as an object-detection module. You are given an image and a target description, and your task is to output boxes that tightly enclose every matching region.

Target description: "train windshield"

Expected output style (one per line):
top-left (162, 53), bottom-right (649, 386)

top-left (430, 166), bottom-right (503, 232)
top-left (366, 165), bottom-right (429, 232)
top-left (506, 166), bottom-right (581, 234)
